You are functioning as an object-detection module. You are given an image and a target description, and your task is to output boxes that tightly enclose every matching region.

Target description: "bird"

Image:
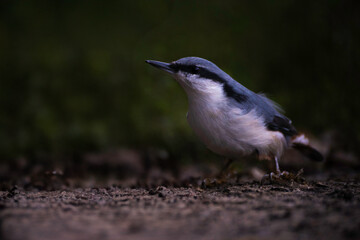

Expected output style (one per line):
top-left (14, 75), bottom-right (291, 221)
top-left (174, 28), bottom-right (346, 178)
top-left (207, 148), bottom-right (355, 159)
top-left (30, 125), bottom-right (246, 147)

top-left (145, 57), bottom-right (323, 180)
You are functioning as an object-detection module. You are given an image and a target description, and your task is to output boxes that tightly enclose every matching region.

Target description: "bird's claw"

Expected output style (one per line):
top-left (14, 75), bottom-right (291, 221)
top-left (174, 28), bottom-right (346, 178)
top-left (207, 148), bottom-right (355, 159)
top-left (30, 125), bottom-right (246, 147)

top-left (261, 171), bottom-right (288, 182)
top-left (201, 177), bottom-right (224, 188)
top-left (260, 169), bottom-right (304, 184)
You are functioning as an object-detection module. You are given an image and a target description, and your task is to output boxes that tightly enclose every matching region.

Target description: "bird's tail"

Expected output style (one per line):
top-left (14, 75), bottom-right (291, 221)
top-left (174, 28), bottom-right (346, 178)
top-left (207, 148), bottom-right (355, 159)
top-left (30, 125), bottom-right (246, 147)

top-left (291, 134), bottom-right (323, 162)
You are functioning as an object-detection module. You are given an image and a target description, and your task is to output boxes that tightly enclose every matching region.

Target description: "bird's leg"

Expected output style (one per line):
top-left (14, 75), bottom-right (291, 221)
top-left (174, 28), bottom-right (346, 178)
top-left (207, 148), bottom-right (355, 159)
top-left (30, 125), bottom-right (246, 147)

top-left (217, 159), bottom-right (234, 178)
top-left (261, 157), bottom-right (290, 183)
top-left (274, 156), bottom-right (281, 174)
top-left (274, 156), bottom-right (289, 178)
top-left (202, 159), bottom-right (234, 188)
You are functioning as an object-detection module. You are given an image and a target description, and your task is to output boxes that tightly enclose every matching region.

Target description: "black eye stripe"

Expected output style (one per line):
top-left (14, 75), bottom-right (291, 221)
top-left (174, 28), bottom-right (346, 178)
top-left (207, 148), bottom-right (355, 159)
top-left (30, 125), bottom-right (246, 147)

top-left (171, 63), bottom-right (199, 74)
top-left (171, 64), bottom-right (224, 82)
top-left (198, 68), bottom-right (224, 83)
top-left (170, 63), bottom-right (248, 103)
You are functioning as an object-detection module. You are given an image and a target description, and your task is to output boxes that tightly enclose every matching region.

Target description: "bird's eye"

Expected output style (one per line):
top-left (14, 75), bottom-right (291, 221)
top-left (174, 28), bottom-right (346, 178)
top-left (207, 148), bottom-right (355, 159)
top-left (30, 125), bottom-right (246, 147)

top-left (169, 63), bottom-right (179, 72)
top-left (192, 66), bottom-right (200, 74)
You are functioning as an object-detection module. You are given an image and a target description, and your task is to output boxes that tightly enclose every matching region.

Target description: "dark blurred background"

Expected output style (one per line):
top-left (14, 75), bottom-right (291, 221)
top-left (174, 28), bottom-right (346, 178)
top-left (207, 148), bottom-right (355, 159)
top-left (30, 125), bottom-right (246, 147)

top-left (0, 0), bottom-right (359, 187)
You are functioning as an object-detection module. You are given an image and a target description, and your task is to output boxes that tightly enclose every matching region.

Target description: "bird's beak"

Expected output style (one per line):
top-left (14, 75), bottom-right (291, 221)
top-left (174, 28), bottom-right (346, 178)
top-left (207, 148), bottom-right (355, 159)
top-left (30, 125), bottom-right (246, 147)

top-left (145, 60), bottom-right (175, 74)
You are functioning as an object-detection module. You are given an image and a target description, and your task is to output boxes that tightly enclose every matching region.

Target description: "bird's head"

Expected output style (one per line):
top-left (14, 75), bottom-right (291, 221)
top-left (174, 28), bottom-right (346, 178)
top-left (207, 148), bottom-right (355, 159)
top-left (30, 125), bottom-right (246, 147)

top-left (146, 57), bottom-right (230, 95)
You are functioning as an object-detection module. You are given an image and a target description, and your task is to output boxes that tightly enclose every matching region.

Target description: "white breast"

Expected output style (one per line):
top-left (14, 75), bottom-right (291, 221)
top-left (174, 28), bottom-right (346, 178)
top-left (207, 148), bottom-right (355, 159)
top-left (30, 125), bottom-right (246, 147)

top-left (185, 82), bottom-right (286, 160)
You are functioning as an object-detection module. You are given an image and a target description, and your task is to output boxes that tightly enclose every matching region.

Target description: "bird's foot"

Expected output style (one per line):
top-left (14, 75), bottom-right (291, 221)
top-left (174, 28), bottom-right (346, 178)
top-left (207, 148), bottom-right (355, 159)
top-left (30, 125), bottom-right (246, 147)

top-left (201, 170), bottom-right (239, 188)
top-left (261, 169), bottom-right (304, 184)
top-left (201, 177), bottom-right (224, 188)
top-left (261, 171), bottom-right (289, 182)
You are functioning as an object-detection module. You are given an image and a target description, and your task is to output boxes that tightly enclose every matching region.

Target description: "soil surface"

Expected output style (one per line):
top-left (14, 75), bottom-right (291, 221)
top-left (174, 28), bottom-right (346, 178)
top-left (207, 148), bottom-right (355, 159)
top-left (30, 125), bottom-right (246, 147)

top-left (1, 177), bottom-right (360, 240)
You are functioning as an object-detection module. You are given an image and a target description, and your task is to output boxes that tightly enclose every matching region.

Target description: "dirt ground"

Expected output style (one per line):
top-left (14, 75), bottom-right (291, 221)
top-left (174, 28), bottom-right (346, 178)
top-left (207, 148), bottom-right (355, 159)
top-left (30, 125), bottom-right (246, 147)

top-left (1, 174), bottom-right (360, 240)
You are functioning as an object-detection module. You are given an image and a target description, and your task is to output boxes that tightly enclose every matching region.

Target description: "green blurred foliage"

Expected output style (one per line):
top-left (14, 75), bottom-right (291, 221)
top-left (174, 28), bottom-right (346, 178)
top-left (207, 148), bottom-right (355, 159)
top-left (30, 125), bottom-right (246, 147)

top-left (0, 0), bottom-right (359, 159)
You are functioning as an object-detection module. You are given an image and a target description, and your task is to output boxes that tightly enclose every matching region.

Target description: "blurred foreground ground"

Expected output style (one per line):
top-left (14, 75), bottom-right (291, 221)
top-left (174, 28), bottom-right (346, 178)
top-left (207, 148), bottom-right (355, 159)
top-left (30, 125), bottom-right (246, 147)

top-left (1, 167), bottom-right (360, 240)
top-left (0, 135), bottom-right (359, 240)
top-left (1, 135), bottom-right (359, 240)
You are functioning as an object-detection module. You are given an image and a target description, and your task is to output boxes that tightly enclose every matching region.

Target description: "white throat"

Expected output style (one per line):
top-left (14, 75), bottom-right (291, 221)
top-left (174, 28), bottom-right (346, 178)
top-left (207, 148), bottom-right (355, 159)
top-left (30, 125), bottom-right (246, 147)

top-left (174, 73), bottom-right (225, 106)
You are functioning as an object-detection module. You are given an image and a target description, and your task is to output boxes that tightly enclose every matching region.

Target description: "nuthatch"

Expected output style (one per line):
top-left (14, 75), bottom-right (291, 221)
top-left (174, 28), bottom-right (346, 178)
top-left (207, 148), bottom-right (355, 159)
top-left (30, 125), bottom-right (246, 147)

top-left (146, 57), bottom-right (322, 178)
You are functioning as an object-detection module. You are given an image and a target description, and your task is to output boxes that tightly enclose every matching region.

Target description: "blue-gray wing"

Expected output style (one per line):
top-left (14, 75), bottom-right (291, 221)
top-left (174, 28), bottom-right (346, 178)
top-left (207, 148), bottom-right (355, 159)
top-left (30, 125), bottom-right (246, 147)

top-left (252, 93), bottom-right (297, 137)
top-left (223, 79), bottom-right (297, 137)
